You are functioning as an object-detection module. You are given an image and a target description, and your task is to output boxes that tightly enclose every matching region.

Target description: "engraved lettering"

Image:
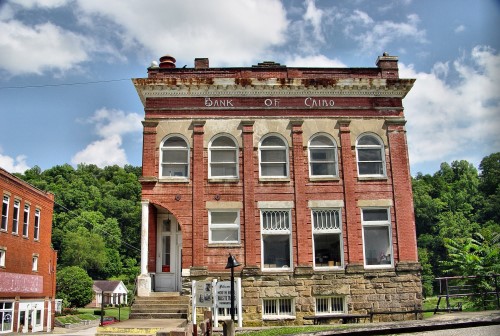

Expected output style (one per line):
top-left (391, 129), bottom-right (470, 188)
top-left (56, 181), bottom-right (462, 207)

top-left (205, 98), bottom-right (213, 107)
top-left (304, 97), bottom-right (335, 108)
top-left (205, 98), bottom-right (234, 107)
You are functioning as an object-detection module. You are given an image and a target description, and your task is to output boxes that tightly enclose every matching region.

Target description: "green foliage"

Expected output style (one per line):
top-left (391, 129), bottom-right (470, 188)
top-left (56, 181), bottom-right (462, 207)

top-left (16, 164), bottom-right (141, 280)
top-left (413, 153), bottom-right (499, 305)
top-left (56, 266), bottom-right (94, 308)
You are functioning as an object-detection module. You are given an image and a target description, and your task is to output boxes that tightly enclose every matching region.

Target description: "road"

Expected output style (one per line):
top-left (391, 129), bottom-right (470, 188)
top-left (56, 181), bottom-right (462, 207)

top-left (393, 324), bottom-right (500, 335)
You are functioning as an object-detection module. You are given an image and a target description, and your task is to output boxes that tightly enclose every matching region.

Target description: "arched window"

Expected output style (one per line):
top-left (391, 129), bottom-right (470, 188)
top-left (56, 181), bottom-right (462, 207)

top-left (160, 135), bottom-right (189, 178)
top-left (259, 134), bottom-right (289, 178)
top-left (209, 135), bottom-right (238, 178)
top-left (356, 134), bottom-right (385, 177)
top-left (309, 134), bottom-right (338, 177)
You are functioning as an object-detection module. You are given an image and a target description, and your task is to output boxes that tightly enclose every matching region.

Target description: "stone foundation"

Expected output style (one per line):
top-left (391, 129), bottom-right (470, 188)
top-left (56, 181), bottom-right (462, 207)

top-left (185, 262), bottom-right (422, 326)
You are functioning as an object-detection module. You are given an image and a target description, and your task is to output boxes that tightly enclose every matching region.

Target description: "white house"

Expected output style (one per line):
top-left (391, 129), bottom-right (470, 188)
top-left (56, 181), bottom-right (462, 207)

top-left (90, 281), bottom-right (128, 308)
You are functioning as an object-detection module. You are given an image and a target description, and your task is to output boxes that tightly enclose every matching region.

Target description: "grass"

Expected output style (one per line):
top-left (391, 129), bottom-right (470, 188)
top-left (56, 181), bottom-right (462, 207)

top-left (55, 306), bottom-right (131, 326)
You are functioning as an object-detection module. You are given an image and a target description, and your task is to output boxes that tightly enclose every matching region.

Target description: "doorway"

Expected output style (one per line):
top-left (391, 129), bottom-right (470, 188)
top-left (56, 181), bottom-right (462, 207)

top-left (155, 213), bottom-right (182, 292)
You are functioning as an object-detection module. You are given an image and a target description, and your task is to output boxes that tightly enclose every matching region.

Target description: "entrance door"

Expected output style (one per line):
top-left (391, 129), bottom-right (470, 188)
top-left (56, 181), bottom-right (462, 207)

top-left (156, 214), bottom-right (181, 292)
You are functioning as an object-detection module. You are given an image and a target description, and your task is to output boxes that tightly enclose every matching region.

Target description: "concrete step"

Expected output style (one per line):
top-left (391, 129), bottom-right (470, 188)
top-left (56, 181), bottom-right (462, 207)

top-left (131, 307), bottom-right (187, 313)
top-left (129, 312), bottom-right (188, 319)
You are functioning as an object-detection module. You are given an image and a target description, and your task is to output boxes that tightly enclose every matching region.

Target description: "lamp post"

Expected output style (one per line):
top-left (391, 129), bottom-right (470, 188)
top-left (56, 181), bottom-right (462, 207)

top-left (224, 253), bottom-right (241, 321)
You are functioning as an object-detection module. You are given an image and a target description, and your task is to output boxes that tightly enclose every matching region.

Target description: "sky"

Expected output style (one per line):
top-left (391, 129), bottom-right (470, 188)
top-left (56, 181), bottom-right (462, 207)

top-left (0, 0), bottom-right (499, 176)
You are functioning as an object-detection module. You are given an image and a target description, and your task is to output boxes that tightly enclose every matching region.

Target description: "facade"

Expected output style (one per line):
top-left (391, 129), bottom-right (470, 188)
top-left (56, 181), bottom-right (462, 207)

top-left (88, 280), bottom-right (128, 308)
top-left (0, 168), bottom-right (57, 333)
top-left (133, 54), bottom-right (421, 325)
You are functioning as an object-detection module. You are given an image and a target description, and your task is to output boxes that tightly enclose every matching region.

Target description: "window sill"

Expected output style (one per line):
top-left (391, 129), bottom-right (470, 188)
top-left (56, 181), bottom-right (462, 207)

top-left (259, 177), bottom-right (290, 182)
top-left (262, 268), bottom-right (293, 273)
top-left (208, 243), bottom-right (242, 248)
top-left (364, 264), bottom-right (394, 269)
top-left (314, 266), bottom-right (344, 271)
top-left (208, 178), bottom-right (239, 183)
top-left (158, 177), bottom-right (190, 183)
top-left (358, 176), bottom-right (387, 181)
top-left (309, 177), bottom-right (340, 182)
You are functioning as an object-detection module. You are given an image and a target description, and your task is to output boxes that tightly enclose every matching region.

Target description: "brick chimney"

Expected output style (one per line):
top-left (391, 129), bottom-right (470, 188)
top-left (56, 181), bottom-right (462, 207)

top-left (376, 52), bottom-right (399, 78)
top-left (195, 58), bottom-right (209, 69)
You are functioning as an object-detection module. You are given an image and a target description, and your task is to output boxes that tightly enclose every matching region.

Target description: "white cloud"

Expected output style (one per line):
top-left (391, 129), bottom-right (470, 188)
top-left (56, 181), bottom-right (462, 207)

top-left (401, 46), bottom-right (500, 170)
top-left (303, 0), bottom-right (325, 43)
top-left (454, 25), bottom-right (466, 33)
top-left (73, 0), bottom-right (288, 66)
top-left (284, 54), bottom-right (346, 67)
top-left (344, 11), bottom-right (426, 52)
top-left (0, 150), bottom-right (30, 174)
top-left (10, 0), bottom-right (69, 8)
top-left (0, 20), bottom-right (93, 75)
top-left (72, 108), bottom-right (142, 167)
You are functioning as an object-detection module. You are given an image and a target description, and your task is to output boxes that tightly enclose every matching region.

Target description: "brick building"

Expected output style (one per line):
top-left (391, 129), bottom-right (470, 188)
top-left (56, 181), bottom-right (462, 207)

top-left (0, 168), bottom-right (57, 333)
top-left (133, 53), bottom-right (422, 325)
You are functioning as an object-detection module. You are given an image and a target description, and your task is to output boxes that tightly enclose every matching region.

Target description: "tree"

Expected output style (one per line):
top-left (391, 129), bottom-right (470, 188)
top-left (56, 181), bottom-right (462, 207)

top-left (56, 266), bottom-right (93, 308)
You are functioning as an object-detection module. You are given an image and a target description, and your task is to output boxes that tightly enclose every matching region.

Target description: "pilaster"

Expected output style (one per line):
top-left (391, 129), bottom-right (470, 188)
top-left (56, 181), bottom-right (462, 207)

top-left (141, 120), bottom-right (158, 178)
top-left (192, 120), bottom-right (206, 267)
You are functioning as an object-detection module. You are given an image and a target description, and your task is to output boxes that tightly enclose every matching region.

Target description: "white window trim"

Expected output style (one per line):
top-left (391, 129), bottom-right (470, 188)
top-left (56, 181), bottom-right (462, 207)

top-left (32, 254), bottom-right (39, 272)
top-left (315, 296), bottom-right (347, 315)
top-left (208, 134), bottom-right (239, 179)
top-left (1, 195), bottom-right (9, 231)
top-left (258, 133), bottom-right (289, 179)
top-left (0, 301), bottom-right (14, 333)
top-left (12, 200), bottom-right (20, 235)
top-left (0, 247), bottom-right (6, 267)
top-left (159, 134), bottom-right (190, 180)
top-left (22, 204), bottom-right (30, 238)
top-left (311, 208), bottom-right (344, 269)
top-left (260, 209), bottom-right (292, 271)
top-left (34, 209), bottom-right (40, 241)
top-left (208, 209), bottom-right (240, 244)
top-left (262, 298), bottom-right (295, 319)
top-left (356, 133), bottom-right (386, 178)
top-left (361, 207), bottom-right (393, 269)
top-left (308, 133), bottom-right (338, 178)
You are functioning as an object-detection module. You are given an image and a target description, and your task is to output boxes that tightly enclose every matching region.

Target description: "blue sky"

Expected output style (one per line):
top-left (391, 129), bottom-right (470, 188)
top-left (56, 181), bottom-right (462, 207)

top-left (0, 0), bottom-right (499, 176)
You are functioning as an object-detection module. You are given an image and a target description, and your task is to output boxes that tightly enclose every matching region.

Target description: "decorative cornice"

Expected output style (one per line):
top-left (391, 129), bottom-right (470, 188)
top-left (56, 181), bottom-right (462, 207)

top-left (133, 78), bottom-right (415, 105)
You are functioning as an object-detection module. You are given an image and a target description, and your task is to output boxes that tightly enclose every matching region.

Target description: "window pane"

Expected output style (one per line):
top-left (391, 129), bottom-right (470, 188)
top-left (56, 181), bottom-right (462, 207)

top-left (358, 135), bottom-right (380, 146)
top-left (211, 165), bottom-right (237, 177)
top-left (364, 226), bottom-right (391, 265)
top-left (358, 162), bottom-right (383, 175)
top-left (313, 210), bottom-right (340, 230)
top-left (363, 209), bottom-right (388, 222)
top-left (358, 148), bottom-right (382, 161)
top-left (212, 137), bottom-right (235, 147)
top-left (212, 229), bottom-right (238, 242)
top-left (262, 211), bottom-right (289, 230)
top-left (212, 150), bottom-right (236, 163)
top-left (162, 164), bottom-right (188, 177)
top-left (261, 163), bottom-right (287, 177)
top-left (314, 234), bottom-right (341, 267)
top-left (163, 149), bottom-right (188, 163)
top-left (164, 137), bottom-right (187, 148)
top-left (263, 235), bottom-right (290, 268)
top-left (310, 135), bottom-right (334, 147)
top-left (212, 212), bottom-right (238, 224)
top-left (311, 148), bottom-right (335, 162)
top-left (311, 163), bottom-right (335, 176)
top-left (262, 136), bottom-right (285, 147)
top-left (261, 150), bottom-right (286, 162)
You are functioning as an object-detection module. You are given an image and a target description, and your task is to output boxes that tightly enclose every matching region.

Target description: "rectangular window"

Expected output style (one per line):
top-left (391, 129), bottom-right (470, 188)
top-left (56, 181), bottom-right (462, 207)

top-left (23, 204), bottom-right (30, 237)
top-left (261, 210), bottom-right (291, 270)
top-left (209, 211), bottom-right (240, 243)
top-left (217, 307), bottom-right (239, 320)
top-left (312, 209), bottom-right (343, 268)
top-left (0, 248), bottom-right (5, 267)
top-left (1, 195), bottom-right (8, 231)
top-left (362, 208), bottom-right (393, 267)
top-left (34, 209), bottom-right (40, 240)
top-left (32, 255), bottom-right (38, 272)
top-left (315, 296), bottom-right (346, 315)
top-left (263, 298), bottom-right (294, 318)
top-left (12, 200), bottom-right (19, 234)
top-left (0, 301), bottom-right (14, 332)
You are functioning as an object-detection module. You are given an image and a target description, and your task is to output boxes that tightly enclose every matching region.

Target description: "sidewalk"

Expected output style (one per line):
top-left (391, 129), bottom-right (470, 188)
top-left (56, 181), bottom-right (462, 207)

top-left (45, 310), bottom-right (500, 335)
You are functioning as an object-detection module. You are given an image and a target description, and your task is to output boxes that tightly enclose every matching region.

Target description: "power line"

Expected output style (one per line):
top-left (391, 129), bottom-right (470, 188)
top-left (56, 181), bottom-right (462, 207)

top-left (0, 78), bottom-right (131, 90)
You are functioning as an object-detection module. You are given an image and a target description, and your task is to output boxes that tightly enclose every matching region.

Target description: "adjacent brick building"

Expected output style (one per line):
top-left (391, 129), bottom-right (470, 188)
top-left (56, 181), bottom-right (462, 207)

top-left (133, 53), bottom-right (422, 325)
top-left (0, 168), bottom-right (57, 333)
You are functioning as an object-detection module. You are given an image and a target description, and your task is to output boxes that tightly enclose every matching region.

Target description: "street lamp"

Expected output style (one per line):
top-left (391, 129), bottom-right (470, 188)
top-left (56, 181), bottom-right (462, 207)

top-left (225, 253), bottom-right (241, 321)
